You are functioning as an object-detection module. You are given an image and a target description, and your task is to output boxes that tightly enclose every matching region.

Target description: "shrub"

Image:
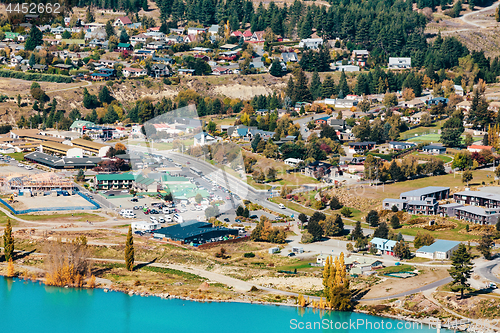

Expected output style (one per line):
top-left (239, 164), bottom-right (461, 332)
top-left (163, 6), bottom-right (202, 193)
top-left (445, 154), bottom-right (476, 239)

top-left (340, 207), bottom-right (353, 217)
top-left (243, 252), bottom-right (255, 258)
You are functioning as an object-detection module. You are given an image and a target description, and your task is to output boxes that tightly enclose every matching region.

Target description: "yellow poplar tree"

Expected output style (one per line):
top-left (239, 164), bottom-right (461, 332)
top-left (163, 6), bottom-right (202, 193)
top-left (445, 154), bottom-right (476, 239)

top-left (7, 258), bottom-right (15, 277)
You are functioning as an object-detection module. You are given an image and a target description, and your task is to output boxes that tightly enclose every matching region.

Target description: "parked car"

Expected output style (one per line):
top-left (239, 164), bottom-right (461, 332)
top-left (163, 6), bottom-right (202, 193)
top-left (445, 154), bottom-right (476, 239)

top-left (250, 215), bottom-right (258, 219)
top-left (134, 231), bottom-right (143, 236)
top-left (223, 218), bottom-right (230, 222)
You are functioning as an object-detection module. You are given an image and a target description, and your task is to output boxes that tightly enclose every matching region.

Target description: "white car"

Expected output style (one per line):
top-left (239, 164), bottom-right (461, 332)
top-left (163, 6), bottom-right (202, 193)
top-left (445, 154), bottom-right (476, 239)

top-left (150, 216), bottom-right (157, 222)
top-left (165, 215), bottom-right (172, 222)
top-left (158, 217), bottom-right (165, 223)
top-left (18, 163), bottom-right (24, 167)
top-left (279, 204), bottom-right (285, 209)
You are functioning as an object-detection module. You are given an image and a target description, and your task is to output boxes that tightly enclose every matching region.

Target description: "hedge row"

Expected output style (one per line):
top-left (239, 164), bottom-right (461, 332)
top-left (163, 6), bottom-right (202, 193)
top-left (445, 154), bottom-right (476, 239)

top-left (0, 70), bottom-right (73, 83)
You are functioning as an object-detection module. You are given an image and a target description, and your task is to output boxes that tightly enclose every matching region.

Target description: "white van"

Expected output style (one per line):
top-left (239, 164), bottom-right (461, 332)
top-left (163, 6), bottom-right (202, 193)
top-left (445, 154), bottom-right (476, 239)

top-left (165, 215), bottom-right (172, 222)
top-left (278, 204), bottom-right (285, 209)
top-left (124, 213), bottom-right (136, 219)
top-left (173, 214), bottom-right (183, 223)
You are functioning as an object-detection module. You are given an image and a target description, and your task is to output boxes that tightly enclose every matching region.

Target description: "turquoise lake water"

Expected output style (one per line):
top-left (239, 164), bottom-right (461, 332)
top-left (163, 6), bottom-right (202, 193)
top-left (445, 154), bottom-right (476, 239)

top-left (1, 277), bottom-right (447, 332)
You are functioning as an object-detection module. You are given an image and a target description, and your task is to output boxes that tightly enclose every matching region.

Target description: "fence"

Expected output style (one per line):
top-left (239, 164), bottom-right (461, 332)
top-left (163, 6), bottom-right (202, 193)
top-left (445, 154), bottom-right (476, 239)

top-left (0, 192), bottom-right (99, 215)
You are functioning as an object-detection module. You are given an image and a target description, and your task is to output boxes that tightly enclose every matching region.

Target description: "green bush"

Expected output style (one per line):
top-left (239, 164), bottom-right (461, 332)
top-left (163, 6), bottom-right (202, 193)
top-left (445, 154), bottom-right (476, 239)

top-left (243, 252), bottom-right (255, 258)
top-left (340, 207), bottom-right (353, 217)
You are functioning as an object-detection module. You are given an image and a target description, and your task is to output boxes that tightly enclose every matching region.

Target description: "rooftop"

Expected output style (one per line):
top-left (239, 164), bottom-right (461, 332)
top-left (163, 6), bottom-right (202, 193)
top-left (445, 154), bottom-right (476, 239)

top-left (416, 240), bottom-right (460, 253)
top-left (400, 186), bottom-right (449, 198)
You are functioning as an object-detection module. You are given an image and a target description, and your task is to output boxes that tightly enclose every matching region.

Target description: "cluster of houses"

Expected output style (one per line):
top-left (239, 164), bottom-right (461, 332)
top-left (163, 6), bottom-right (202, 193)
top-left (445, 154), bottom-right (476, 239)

top-left (383, 186), bottom-right (500, 226)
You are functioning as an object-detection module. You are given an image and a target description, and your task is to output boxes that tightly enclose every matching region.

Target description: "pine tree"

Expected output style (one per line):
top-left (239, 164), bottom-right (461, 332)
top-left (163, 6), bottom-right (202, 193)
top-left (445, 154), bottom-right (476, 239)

top-left (269, 58), bottom-right (284, 77)
top-left (285, 76), bottom-right (295, 102)
top-left (3, 219), bottom-right (14, 262)
top-left (321, 75), bottom-right (336, 98)
top-left (29, 53), bottom-right (36, 67)
top-left (373, 222), bottom-right (389, 239)
top-left (293, 69), bottom-right (312, 102)
top-left (337, 70), bottom-right (350, 97)
top-left (390, 215), bottom-right (401, 229)
top-left (125, 226), bottom-right (134, 271)
top-left (448, 243), bottom-right (473, 299)
top-left (25, 26), bottom-right (43, 51)
top-left (86, 7), bottom-right (95, 23)
top-left (351, 221), bottom-right (363, 240)
top-left (105, 21), bottom-right (115, 39)
top-left (309, 71), bottom-right (322, 100)
top-left (366, 210), bottom-right (379, 227)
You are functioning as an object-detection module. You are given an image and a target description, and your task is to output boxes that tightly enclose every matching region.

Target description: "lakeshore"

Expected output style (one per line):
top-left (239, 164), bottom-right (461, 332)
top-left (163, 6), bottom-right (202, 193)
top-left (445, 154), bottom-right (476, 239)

top-left (0, 276), bottom-right (451, 333)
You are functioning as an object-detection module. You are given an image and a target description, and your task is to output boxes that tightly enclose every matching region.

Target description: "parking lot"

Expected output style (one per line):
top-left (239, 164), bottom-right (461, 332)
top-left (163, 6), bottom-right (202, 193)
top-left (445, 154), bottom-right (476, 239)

top-left (0, 158), bottom-right (41, 175)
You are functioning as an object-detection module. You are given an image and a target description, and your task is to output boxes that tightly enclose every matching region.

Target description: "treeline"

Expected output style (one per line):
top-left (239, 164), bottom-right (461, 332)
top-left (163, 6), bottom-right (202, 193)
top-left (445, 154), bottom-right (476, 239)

top-left (364, 154), bottom-right (445, 182)
top-left (0, 70), bottom-right (72, 83)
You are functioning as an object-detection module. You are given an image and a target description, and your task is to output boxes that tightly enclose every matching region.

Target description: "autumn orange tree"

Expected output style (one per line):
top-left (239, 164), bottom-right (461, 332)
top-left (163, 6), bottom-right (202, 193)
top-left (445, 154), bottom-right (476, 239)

top-left (322, 253), bottom-right (352, 311)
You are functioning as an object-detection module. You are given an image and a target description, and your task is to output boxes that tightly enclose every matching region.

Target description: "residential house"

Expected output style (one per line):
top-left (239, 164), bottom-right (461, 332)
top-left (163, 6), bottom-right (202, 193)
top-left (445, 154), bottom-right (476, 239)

top-left (337, 65), bottom-right (359, 72)
top-left (422, 144), bottom-right (446, 155)
top-left (123, 67), bottom-right (147, 78)
top-left (150, 64), bottom-right (169, 78)
top-left (416, 240), bottom-right (460, 259)
top-left (454, 85), bottom-right (465, 96)
top-left (335, 99), bottom-right (358, 108)
top-left (99, 59), bottom-right (116, 68)
top-left (187, 27), bottom-right (207, 35)
top-left (284, 158), bottom-right (303, 167)
top-left (281, 52), bottom-right (298, 63)
top-left (177, 69), bottom-right (195, 76)
top-left (146, 41), bottom-right (165, 50)
top-left (328, 119), bottom-right (347, 131)
top-left (208, 24), bottom-right (220, 36)
top-left (389, 142), bottom-right (416, 150)
top-left (456, 100), bottom-right (472, 112)
top-left (302, 161), bottom-right (340, 182)
top-left (117, 43), bottom-right (133, 51)
top-left (467, 145), bottom-right (494, 153)
top-left (409, 111), bottom-right (429, 124)
top-left (212, 67), bottom-right (232, 75)
top-left (370, 237), bottom-right (397, 255)
top-left (351, 50), bottom-right (369, 66)
top-left (315, 116), bottom-right (330, 126)
top-left (345, 257), bottom-right (384, 274)
top-left (193, 132), bottom-right (218, 146)
top-left (388, 57), bottom-right (411, 69)
top-left (130, 33), bottom-right (148, 45)
top-left (169, 28), bottom-right (185, 34)
top-left (250, 31), bottom-right (265, 42)
top-left (403, 99), bottom-right (425, 108)
top-left (347, 141), bottom-right (376, 154)
top-left (165, 35), bottom-right (184, 44)
top-left (298, 38), bottom-right (323, 49)
top-left (113, 16), bottom-right (133, 27)
top-left (32, 64), bottom-right (48, 72)
top-left (426, 97), bottom-right (448, 106)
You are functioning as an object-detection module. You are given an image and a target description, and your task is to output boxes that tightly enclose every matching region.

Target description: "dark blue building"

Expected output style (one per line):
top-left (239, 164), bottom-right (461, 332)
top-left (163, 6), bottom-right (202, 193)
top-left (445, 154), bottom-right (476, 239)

top-left (153, 221), bottom-right (238, 245)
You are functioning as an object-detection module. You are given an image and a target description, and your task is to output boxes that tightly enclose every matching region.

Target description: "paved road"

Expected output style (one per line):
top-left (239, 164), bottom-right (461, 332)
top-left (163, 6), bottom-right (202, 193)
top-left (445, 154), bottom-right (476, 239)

top-left (476, 257), bottom-right (500, 284)
top-left (128, 146), bottom-right (298, 218)
top-left (294, 113), bottom-right (328, 139)
top-left (361, 277), bottom-right (453, 301)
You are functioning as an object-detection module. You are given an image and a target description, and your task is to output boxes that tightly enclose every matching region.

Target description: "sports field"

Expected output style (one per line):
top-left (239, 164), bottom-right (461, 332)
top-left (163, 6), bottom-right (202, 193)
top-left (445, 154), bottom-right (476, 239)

top-left (407, 133), bottom-right (483, 143)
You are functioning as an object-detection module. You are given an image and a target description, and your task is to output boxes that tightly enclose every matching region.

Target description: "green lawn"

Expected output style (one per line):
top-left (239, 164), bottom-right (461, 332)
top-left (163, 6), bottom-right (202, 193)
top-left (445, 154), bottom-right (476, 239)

top-left (379, 264), bottom-right (414, 273)
top-left (398, 219), bottom-right (480, 242)
top-left (411, 152), bottom-right (453, 163)
top-left (276, 259), bottom-right (317, 272)
top-left (407, 133), bottom-right (482, 144)
top-left (6, 152), bottom-right (27, 161)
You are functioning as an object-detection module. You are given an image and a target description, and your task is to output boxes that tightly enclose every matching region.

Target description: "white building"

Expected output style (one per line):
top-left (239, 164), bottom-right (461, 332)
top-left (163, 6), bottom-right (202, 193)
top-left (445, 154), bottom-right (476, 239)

top-left (123, 67), bottom-right (147, 78)
top-left (388, 57), bottom-right (411, 69)
top-left (298, 38), bottom-right (323, 49)
top-left (416, 240), bottom-right (460, 259)
top-left (284, 158), bottom-right (303, 167)
top-left (193, 132), bottom-right (218, 146)
top-left (132, 221), bottom-right (161, 232)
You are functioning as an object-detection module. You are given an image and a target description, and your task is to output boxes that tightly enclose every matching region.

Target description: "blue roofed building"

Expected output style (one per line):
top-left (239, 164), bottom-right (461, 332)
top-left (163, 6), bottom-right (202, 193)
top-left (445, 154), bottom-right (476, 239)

top-left (370, 237), bottom-right (397, 256)
top-left (389, 141), bottom-right (416, 150)
top-left (416, 240), bottom-right (460, 259)
top-left (422, 144), bottom-right (446, 154)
